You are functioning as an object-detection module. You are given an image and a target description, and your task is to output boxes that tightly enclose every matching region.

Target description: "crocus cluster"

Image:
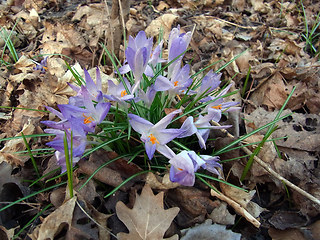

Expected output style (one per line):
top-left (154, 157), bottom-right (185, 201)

top-left (43, 26), bottom-right (239, 186)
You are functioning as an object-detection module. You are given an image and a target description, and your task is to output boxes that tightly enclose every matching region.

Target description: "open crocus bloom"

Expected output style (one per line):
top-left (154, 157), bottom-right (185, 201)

top-left (104, 78), bottom-right (135, 103)
top-left (128, 109), bottom-right (185, 160)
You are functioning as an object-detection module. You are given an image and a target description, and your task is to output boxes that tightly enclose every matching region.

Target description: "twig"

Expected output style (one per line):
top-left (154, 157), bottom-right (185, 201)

top-left (211, 120), bottom-right (320, 207)
top-left (210, 189), bottom-right (260, 228)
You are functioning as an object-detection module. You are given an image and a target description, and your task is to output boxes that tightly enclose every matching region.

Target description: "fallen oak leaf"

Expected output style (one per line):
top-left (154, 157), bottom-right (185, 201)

top-left (116, 184), bottom-right (180, 240)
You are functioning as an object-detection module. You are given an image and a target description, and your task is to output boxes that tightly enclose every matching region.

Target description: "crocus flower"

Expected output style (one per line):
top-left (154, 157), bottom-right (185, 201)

top-left (137, 86), bottom-right (157, 108)
top-left (149, 40), bottom-right (166, 68)
top-left (41, 106), bottom-right (70, 131)
top-left (179, 109), bottom-right (231, 149)
top-left (200, 155), bottom-right (222, 176)
top-left (44, 117), bottom-right (88, 172)
top-left (118, 31), bottom-right (153, 93)
top-left (33, 57), bottom-right (48, 73)
top-left (56, 87), bottom-right (110, 133)
top-left (104, 78), bottom-right (135, 103)
top-left (195, 70), bottom-right (222, 102)
top-left (167, 64), bottom-right (193, 99)
top-left (128, 109), bottom-right (184, 160)
top-left (68, 68), bottom-right (104, 106)
top-left (169, 150), bottom-right (205, 186)
top-left (167, 26), bottom-right (192, 79)
top-left (169, 150), bottom-right (222, 186)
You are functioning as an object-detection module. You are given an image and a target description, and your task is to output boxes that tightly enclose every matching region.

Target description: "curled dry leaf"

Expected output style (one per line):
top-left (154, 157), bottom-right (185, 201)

top-left (0, 123), bottom-right (35, 166)
top-left (145, 172), bottom-right (180, 190)
top-left (30, 195), bottom-right (110, 240)
top-left (116, 184), bottom-right (180, 240)
top-left (145, 14), bottom-right (179, 39)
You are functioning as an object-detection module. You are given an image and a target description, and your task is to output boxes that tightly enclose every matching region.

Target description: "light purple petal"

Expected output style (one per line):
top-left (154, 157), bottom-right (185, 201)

top-left (156, 144), bottom-right (175, 159)
top-left (154, 75), bottom-right (174, 91)
top-left (118, 64), bottom-right (131, 74)
top-left (145, 140), bottom-right (157, 160)
top-left (128, 114), bottom-right (154, 135)
top-left (153, 109), bottom-right (181, 130)
top-left (178, 116), bottom-right (197, 138)
top-left (154, 128), bottom-right (184, 145)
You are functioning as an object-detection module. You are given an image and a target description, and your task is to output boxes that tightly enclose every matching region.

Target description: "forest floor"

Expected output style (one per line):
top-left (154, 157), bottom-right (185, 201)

top-left (0, 0), bottom-right (320, 239)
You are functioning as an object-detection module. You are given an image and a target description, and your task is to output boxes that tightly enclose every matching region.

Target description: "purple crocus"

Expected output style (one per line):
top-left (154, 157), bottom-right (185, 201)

top-left (128, 109), bottom-right (185, 160)
top-left (169, 151), bottom-right (205, 186)
top-left (68, 68), bottom-right (104, 106)
top-left (118, 31), bottom-right (153, 93)
top-left (33, 57), bottom-right (48, 73)
top-left (167, 64), bottom-right (193, 99)
top-left (104, 78), bottom-right (135, 103)
top-left (167, 26), bottom-right (192, 79)
top-left (45, 87), bottom-right (110, 133)
top-left (137, 86), bottom-right (157, 108)
top-left (179, 109), bottom-right (231, 149)
top-left (169, 150), bottom-right (222, 186)
top-left (200, 155), bottom-right (222, 176)
top-left (195, 70), bottom-right (222, 102)
top-left (44, 117), bottom-right (88, 172)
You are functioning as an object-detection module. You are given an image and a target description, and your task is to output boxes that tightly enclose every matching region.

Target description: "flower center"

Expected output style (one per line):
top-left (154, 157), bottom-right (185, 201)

top-left (177, 167), bottom-right (183, 171)
top-left (121, 90), bottom-right (127, 97)
top-left (82, 113), bottom-right (94, 124)
top-left (174, 81), bottom-right (178, 87)
top-left (148, 134), bottom-right (159, 145)
top-left (211, 104), bottom-right (222, 110)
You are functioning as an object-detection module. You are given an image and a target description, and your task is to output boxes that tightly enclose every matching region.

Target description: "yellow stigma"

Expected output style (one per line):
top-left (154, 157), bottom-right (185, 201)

top-left (211, 104), bottom-right (222, 110)
top-left (174, 81), bottom-right (178, 87)
top-left (121, 90), bottom-right (127, 97)
top-left (83, 113), bottom-right (94, 124)
top-left (149, 134), bottom-right (159, 145)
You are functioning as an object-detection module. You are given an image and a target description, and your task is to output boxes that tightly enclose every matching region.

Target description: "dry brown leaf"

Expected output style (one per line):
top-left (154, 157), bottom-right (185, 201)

top-left (268, 228), bottom-right (306, 240)
top-left (116, 184), bottom-right (180, 240)
top-left (145, 14), bottom-right (178, 39)
top-left (145, 172), bottom-right (180, 190)
top-left (30, 196), bottom-right (77, 240)
top-left (181, 219), bottom-right (241, 240)
top-left (208, 201), bottom-right (236, 225)
top-left (30, 195), bottom-right (110, 240)
top-left (0, 123), bottom-right (35, 165)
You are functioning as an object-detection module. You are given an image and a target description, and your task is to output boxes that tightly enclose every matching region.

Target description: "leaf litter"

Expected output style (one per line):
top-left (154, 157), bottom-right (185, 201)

top-left (0, 0), bottom-right (320, 239)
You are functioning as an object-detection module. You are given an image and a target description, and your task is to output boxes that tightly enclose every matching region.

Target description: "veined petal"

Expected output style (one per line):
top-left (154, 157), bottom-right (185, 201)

top-left (118, 64), bottom-right (131, 74)
top-left (154, 75), bottom-right (174, 91)
top-left (145, 140), bottom-right (157, 160)
top-left (153, 109), bottom-right (181, 130)
top-left (178, 116), bottom-right (197, 138)
top-left (128, 114), bottom-right (154, 135)
top-left (154, 128), bottom-right (184, 145)
top-left (84, 68), bottom-right (96, 92)
top-left (156, 144), bottom-right (175, 159)
top-left (196, 131), bottom-right (207, 149)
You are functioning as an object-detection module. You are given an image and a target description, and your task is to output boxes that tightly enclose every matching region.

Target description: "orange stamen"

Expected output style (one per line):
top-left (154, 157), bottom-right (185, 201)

top-left (174, 81), bottom-right (178, 87)
top-left (121, 90), bottom-right (127, 97)
top-left (82, 113), bottom-right (94, 124)
top-left (211, 104), bottom-right (222, 110)
top-left (177, 167), bottom-right (183, 171)
top-left (149, 134), bottom-right (159, 145)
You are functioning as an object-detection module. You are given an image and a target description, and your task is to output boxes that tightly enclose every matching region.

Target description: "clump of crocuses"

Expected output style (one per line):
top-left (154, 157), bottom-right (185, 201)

top-left (43, 26), bottom-right (239, 186)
